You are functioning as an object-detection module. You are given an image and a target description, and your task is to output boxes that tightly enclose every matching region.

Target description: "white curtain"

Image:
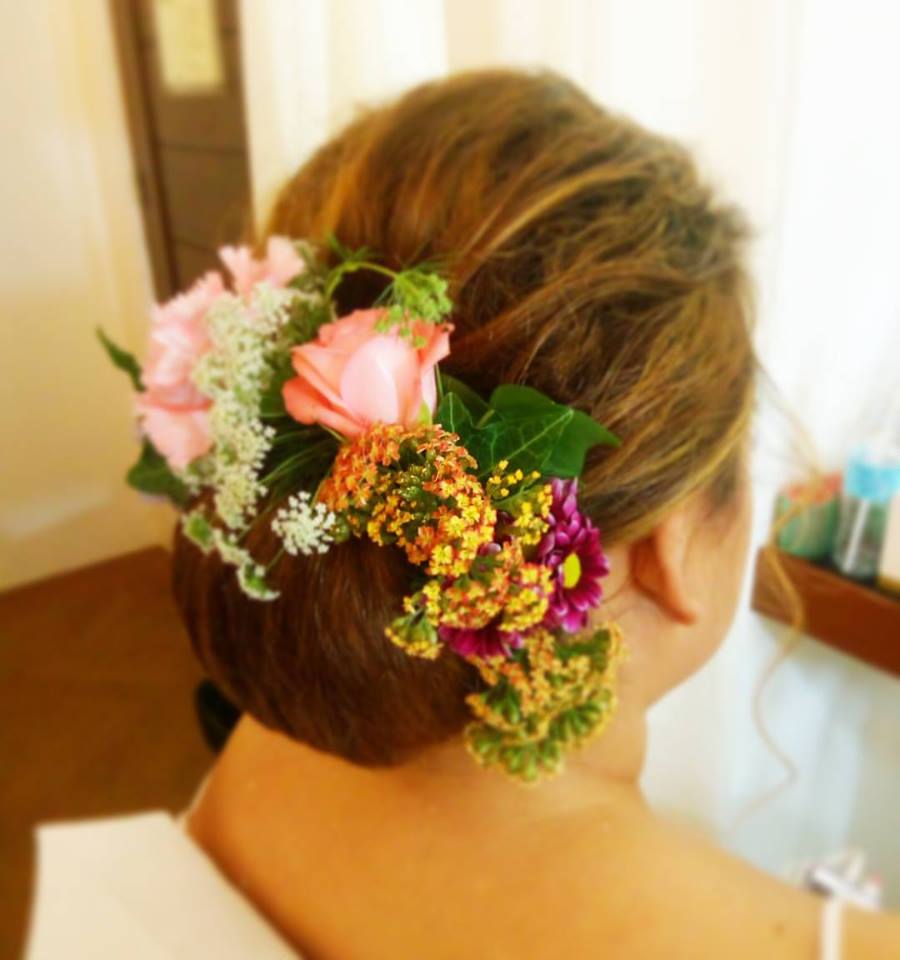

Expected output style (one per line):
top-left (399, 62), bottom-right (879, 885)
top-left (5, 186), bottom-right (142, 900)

top-left (239, 0), bottom-right (900, 903)
top-left (0, 1), bottom-right (168, 589)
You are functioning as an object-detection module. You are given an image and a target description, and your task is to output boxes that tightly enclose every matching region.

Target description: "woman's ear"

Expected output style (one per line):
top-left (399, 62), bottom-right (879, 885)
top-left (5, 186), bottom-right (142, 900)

top-left (628, 505), bottom-right (702, 625)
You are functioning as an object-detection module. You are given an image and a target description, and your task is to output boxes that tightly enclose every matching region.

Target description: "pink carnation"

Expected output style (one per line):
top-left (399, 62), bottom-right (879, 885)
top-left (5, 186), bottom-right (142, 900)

top-left (218, 236), bottom-right (304, 300)
top-left (133, 236), bottom-right (302, 471)
top-left (135, 271), bottom-right (223, 470)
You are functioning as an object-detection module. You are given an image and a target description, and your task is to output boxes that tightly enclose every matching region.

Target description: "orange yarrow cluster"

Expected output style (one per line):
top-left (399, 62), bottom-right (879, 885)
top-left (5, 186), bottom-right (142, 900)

top-left (417, 540), bottom-right (552, 633)
top-left (317, 422), bottom-right (497, 578)
top-left (317, 422), bottom-right (556, 660)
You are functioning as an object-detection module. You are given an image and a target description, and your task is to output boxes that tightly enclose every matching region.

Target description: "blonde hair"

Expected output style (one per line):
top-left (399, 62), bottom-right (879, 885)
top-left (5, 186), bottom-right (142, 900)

top-left (174, 66), bottom-right (757, 765)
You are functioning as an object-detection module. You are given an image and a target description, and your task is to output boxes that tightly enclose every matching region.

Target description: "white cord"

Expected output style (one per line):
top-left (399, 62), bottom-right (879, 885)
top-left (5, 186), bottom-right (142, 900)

top-left (820, 897), bottom-right (844, 960)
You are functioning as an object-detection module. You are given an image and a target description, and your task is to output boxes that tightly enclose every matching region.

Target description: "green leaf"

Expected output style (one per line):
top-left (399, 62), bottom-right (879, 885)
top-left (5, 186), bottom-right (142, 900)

top-left (440, 374), bottom-right (490, 420)
top-left (490, 384), bottom-right (621, 477)
top-left (467, 409), bottom-right (573, 477)
top-left (488, 384), bottom-right (557, 417)
top-left (126, 440), bottom-right (191, 507)
top-left (285, 296), bottom-right (332, 345)
top-left (416, 400), bottom-right (433, 426)
top-left (259, 354), bottom-right (295, 419)
top-left (439, 378), bottom-right (620, 479)
top-left (437, 390), bottom-right (573, 477)
top-left (325, 231), bottom-right (372, 265)
top-left (434, 391), bottom-right (474, 439)
top-left (261, 430), bottom-right (339, 498)
top-left (237, 563), bottom-right (280, 601)
top-left (543, 409), bottom-right (621, 477)
top-left (97, 327), bottom-right (142, 391)
top-left (182, 510), bottom-right (215, 553)
top-left (325, 231), bottom-right (346, 259)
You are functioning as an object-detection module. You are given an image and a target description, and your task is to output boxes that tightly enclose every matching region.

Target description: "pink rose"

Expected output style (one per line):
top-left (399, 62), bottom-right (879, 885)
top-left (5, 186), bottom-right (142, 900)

top-left (219, 236), bottom-right (304, 300)
top-left (135, 270), bottom-right (223, 469)
top-left (282, 308), bottom-right (453, 437)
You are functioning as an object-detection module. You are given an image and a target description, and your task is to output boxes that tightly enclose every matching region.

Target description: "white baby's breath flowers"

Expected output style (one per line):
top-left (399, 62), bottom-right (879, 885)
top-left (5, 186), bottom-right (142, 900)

top-left (272, 491), bottom-right (336, 556)
top-left (183, 270), bottom-right (328, 601)
top-left (250, 282), bottom-right (302, 332)
top-left (206, 394), bottom-right (276, 530)
top-left (192, 286), bottom-right (302, 531)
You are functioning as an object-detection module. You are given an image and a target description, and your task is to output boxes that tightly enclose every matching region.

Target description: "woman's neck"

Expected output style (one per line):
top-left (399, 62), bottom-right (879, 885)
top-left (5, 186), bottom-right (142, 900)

top-left (186, 691), bottom-right (656, 956)
top-left (195, 676), bottom-right (648, 838)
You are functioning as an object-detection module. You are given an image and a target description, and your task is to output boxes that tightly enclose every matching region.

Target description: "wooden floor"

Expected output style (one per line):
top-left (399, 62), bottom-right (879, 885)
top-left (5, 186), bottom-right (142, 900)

top-left (0, 547), bottom-right (212, 958)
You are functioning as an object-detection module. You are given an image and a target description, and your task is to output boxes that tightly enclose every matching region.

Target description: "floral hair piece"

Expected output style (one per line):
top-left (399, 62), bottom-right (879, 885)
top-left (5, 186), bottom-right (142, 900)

top-left (99, 234), bottom-right (624, 783)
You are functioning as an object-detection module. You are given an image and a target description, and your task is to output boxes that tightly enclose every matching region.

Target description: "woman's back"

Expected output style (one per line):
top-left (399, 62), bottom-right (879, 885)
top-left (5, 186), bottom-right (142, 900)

top-left (186, 716), bottom-right (899, 960)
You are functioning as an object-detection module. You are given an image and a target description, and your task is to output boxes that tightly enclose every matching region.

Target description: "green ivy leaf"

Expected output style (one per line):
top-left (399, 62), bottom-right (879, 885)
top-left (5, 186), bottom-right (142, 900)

top-left (126, 439), bottom-right (191, 507)
top-left (467, 409), bottom-right (572, 477)
top-left (439, 373), bottom-right (490, 420)
top-left (434, 391), bottom-right (474, 440)
top-left (437, 390), bottom-right (577, 477)
top-left (489, 384), bottom-right (620, 477)
top-left (488, 384), bottom-right (557, 417)
top-left (543, 409), bottom-right (621, 477)
top-left (440, 379), bottom-right (620, 479)
top-left (96, 327), bottom-right (143, 391)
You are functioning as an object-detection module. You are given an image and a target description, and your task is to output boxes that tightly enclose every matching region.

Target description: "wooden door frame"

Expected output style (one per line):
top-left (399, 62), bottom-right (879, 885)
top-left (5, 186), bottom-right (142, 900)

top-left (107, 0), bottom-right (177, 300)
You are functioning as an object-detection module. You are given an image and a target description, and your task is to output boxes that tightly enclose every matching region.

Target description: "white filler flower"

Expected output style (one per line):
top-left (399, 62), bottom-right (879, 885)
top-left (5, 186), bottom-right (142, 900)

top-left (272, 491), bottom-right (337, 556)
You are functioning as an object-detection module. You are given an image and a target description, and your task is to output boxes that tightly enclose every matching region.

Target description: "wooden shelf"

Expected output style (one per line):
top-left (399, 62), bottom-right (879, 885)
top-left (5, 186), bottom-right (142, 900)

top-left (751, 547), bottom-right (900, 679)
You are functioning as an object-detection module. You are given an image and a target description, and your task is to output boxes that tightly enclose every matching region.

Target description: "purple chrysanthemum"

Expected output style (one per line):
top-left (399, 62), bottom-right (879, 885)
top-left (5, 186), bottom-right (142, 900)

top-left (439, 622), bottom-right (523, 659)
top-left (536, 477), bottom-right (610, 633)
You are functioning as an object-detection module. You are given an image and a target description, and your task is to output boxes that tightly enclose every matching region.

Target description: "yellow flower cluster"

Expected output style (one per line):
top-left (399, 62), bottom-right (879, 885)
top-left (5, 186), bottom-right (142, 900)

top-left (415, 539), bottom-right (552, 633)
top-left (322, 426), bottom-right (561, 661)
top-left (318, 423), bottom-right (497, 577)
top-left (485, 461), bottom-right (553, 546)
top-left (484, 460), bottom-right (533, 498)
top-left (511, 483), bottom-right (554, 545)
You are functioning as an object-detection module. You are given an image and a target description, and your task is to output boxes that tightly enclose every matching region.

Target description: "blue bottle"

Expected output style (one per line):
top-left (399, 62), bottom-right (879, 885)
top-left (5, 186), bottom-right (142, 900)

top-left (831, 445), bottom-right (900, 579)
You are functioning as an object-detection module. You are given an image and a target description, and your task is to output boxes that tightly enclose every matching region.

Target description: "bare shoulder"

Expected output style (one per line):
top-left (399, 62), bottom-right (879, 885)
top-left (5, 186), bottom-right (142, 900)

top-left (183, 723), bottom-right (900, 960)
top-left (549, 805), bottom-right (900, 960)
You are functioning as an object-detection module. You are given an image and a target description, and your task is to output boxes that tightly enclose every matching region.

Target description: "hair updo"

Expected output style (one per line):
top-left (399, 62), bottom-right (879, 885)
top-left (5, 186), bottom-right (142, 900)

top-left (173, 67), bottom-right (756, 766)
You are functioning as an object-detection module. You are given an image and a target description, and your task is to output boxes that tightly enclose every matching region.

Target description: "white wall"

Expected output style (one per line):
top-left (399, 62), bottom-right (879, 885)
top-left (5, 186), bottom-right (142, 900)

top-left (0, 1), bottom-right (170, 590)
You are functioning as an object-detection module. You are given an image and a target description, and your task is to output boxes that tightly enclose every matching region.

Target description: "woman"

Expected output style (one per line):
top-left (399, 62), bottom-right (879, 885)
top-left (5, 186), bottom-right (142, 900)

top-left (29, 67), bottom-right (900, 958)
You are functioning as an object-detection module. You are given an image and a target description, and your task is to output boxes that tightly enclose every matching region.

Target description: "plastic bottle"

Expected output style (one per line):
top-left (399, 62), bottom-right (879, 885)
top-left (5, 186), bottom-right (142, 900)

top-left (831, 398), bottom-right (900, 579)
